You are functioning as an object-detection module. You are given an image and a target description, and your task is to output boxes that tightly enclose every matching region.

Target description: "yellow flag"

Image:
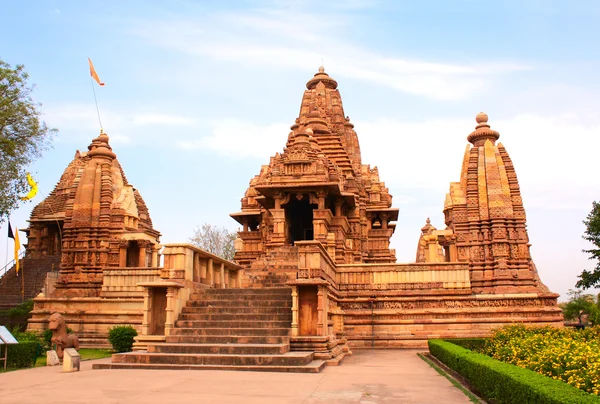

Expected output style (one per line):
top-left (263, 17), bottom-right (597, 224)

top-left (20, 173), bottom-right (38, 201)
top-left (14, 227), bottom-right (20, 275)
top-left (88, 58), bottom-right (105, 86)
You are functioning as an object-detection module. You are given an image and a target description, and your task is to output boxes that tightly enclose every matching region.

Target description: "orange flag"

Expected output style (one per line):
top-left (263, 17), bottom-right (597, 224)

top-left (88, 58), bottom-right (105, 86)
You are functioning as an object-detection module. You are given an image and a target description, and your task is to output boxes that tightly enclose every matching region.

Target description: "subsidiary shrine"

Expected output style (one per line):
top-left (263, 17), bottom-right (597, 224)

top-left (6, 67), bottom-right (561, 372)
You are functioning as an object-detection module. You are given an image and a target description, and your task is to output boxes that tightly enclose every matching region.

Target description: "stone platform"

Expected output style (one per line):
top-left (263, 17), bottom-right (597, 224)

top-left (0, 350), bottom-right (472, 404)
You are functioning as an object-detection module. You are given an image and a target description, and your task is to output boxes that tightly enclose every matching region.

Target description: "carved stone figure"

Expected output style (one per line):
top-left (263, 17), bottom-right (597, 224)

top-left (48, 312), bottom-right (80, 360)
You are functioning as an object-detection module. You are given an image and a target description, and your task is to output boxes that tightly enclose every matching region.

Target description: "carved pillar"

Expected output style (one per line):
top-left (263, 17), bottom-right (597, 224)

top-left (334, 200), bottom-right (343, 217)
top-left (291, 286), bottom-right (299, 337)
top-left (119, 240), bottom-right (128, 267)
top-left (164, 287), bottom-right (176, 336)
top-left (138, 240), bottom-right (149, 267)
top-left (381, 213), bottom-right (389, 230)
top-left (449, 243), bottom-right (458, 262)
top-left (151, 245), bottom-right (159, 267)
top-left (317, 286), bottom-right (327, 336)
top-left (224, 268), bottom-right (230, 288)
top-left (207, 258), bottom-right (214, 287)
top-left (220, 263), bottom-right (225, 288)
top-left (141, 288), bottom-right (151, 336)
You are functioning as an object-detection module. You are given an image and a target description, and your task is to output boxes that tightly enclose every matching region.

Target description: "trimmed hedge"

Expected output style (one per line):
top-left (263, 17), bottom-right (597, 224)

top-left (6, 341), bottom-right (39, 368)
top-left (443, 338), bottom-right (486, 352)
top-left (428, 339), bottom-right (600, 404)
top-left (108, 325), bottom-right (137, 353)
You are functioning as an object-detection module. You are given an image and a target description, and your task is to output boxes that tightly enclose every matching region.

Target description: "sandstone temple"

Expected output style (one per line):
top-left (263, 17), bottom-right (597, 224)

top-left (0, 67), bottom-right (562, 372)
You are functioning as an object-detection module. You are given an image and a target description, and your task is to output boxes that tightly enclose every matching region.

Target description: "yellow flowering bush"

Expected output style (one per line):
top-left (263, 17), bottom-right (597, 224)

top-left (482, 325), bottom-right (600, 395)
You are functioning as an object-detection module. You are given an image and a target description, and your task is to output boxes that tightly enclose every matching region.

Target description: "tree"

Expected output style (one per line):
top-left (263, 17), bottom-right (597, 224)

top-left (576, 201), bottom-right (600, 289)
top-left (0, 60), bottom-right (55, 223)
top-left (189, 223), bottom-right (237, 261)
top-left (561, 289), bottom-right (597, 324)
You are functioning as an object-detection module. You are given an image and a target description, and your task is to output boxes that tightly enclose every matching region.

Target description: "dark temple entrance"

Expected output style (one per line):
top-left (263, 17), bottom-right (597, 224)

top-left (285, 197), bottom-right (316, 245)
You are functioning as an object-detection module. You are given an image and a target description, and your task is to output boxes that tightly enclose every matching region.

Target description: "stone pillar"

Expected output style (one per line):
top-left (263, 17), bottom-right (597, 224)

top-left (138, 241), bottom-right (148, 267)
top-left (119, 241), bottom-right (128, 267)
top-left (164, 287), bottom-right (176, 336)
top-left (381, 213), bottom-right (389, 230)
top-left (151, 245), bottom-right (159, 267)
top-left (270, 209), bottom-right (286, 245)
top-left (334, 200), bottom-right (343, 217)
top-left (224, 268), bottom-right (230, 288)
top-left (207, 258), bottom-right (214, 287)
top-left (291, 286), bottom-right (299, 337)
top-left (449, 243), bottom-right (458, 262)
top-left (317, 286), bottom-right (327, 336)
top-left (141, 288), bottom-right (151, 336)
top-left (220, 263), bottom-right (225, 288)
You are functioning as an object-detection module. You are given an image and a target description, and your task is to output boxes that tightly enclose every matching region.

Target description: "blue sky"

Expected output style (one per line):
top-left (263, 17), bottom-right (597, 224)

top-left (1, 0), bottom-right (599, 300)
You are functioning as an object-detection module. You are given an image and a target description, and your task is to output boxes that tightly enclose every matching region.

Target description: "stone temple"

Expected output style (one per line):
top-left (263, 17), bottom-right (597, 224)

top-left (2, 67), bottom-right (562, 371)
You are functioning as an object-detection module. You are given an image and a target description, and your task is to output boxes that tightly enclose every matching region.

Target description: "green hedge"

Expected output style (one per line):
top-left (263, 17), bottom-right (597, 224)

top-left (443, 338), bottom-right (486, 352)
top-left (5, 341), bottom-right (40, 368)
top-left (108, 325), bottom-right (137, 353)
top-left (428, 339), bottom-right (600, 404)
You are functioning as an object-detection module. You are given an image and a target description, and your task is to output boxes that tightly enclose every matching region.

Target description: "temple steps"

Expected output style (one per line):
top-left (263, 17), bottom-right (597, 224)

top-left (165, 335), bottom-right (290, 344)
top-left (95, 287), bottom-right (325, 373)
top-left (148, 342), bottom-right (289, 355)
top-left (93, 361), bottom-right (326, 373)
top-left (175, 320), bottom-right (291, 328)
top-left (169, 327), bottom-right (292, 336)
top-left (178, 313), bottom-right (292, 321)
top-left (186, 299), bottom-right (292, 308)
top-left (181, 306), bottom-right (291, 314)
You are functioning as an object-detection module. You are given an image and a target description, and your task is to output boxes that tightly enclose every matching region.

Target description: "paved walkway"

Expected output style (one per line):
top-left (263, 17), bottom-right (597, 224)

top-left (0, 350), bottom-right (471, 404)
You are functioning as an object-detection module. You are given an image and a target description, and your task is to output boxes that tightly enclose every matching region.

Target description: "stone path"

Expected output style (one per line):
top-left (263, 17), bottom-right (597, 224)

top-left (0, 349), bottom-right (472, 404)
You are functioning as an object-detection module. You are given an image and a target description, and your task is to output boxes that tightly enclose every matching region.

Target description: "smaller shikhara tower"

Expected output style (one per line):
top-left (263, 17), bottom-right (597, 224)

top-left (417, 113), bottom-right (551, 295)
top-left (28, 131), bottom-right (161, 297)
top-left (231, 67), bottom-right (398, 286)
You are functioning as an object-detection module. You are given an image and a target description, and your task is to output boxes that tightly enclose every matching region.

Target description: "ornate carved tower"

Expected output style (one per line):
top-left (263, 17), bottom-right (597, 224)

top-left (421, 113), bottom-right (551, 294)
top-left (28, 132), bottom-right (161, 297)
top-left (232, 68), bottom-right (398, 286)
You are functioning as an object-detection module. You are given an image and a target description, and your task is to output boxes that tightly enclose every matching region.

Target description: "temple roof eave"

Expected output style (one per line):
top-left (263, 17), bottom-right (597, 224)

top-left (366, 207), bottom-right (399, 222)
top-left (254, 182), bottom-right (343, 196)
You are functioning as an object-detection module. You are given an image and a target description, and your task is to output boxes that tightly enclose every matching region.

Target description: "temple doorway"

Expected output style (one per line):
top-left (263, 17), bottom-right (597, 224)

top-left (284, 197), bottom-right (316, 245)
top-left (126, 241), bottom-right (140, 267)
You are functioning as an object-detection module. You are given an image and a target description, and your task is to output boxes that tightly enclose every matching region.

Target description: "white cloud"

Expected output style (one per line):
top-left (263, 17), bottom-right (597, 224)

top-left (131, 6), bottom-right (528, 101)
top-left (178, 119), bottom-right (289, 159)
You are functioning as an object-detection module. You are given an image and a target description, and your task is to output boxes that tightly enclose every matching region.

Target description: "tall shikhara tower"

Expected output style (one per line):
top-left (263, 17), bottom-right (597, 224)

top-left (232, 67), bottom-right (398, 286)
top-left (418, 112), bottom-right (551, 295)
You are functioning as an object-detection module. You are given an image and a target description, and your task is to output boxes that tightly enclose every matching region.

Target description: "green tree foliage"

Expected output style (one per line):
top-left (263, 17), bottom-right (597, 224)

top-left (561, 289), bottom-right (599, 324)
top-left (189, 223), bottom-right (237, 261)
top-left (577, 202), bottom-right (600, 289)
top-left (0, 59), bottom-right (55, 223)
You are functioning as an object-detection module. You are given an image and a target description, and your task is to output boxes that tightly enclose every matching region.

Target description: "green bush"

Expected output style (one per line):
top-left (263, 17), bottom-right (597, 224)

top-left (107, 325), bottom-right (137, 353)
top-left (428, 339), bottom-right (600, 404)
top-left (443, 338), bottom-right (486, 352)
top-left (5, 341), bottom-right (39, 368)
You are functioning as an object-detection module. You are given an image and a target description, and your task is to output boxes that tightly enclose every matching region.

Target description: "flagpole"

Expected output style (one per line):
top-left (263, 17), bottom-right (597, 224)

top-left (89, 75), bottom-right (103, 132)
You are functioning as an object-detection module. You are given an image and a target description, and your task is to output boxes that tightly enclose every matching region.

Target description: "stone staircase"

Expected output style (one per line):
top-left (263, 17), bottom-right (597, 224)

top-left (0, 256), bottom-right (60, 311)
top-left (94, 287), bottom-right (326, 373)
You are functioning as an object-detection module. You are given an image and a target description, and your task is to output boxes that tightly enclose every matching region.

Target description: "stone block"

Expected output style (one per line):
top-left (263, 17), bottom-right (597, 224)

top-left (63, 348), bottom-right (80, 372)
top-left (46, 350), bottom-right (60, 366)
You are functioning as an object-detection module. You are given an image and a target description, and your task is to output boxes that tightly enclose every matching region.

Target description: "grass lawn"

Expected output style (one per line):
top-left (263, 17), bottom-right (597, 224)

top-left (35, 348), bottom-right (113, 367)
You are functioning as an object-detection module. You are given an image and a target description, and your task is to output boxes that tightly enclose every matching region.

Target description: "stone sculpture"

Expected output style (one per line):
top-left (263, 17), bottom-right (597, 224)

top-left (48, 312), bottom-right (79, 359)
